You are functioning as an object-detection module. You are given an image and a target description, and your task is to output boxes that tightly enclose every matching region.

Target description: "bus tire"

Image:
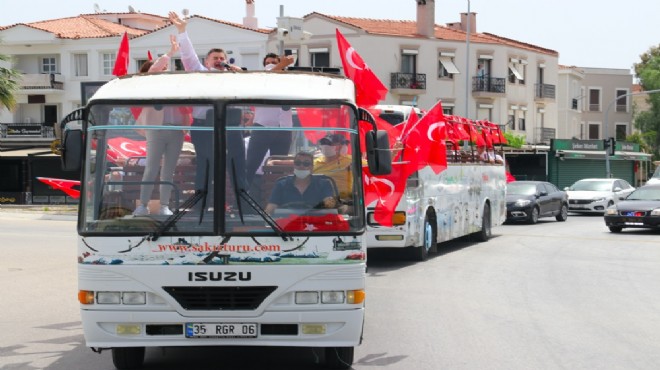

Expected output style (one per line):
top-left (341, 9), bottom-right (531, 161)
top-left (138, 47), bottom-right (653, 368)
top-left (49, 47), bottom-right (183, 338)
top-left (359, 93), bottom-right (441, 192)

top-left (411, 213), bottom-right (436, 261)
top-left (112, 347), bottom-right (145, 370)
top-left (325, 346), bottom-right (354, 369)
top-left (474, 203), bottom-right (491, 242)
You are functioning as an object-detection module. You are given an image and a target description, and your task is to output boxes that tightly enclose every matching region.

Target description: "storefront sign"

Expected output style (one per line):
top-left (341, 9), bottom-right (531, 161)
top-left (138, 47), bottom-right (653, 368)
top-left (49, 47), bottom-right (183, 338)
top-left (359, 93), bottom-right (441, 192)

top-left (5, 124), bottom-right (42, 136)
top-left (0, 192), bottom-right (23, 204)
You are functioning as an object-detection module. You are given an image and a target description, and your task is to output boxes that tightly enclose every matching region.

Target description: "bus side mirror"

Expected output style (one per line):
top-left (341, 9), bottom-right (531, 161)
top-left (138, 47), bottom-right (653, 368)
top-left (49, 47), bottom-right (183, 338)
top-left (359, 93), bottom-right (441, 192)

top-left (61, 129), bottom-right (83, 172)
top-left (366, 130), bottom-right (392, 175)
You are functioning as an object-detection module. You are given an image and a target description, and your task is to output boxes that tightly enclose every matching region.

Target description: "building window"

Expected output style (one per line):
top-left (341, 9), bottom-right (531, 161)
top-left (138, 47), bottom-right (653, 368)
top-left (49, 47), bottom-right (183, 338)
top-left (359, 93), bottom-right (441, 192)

top-left (42, 57), bottom-right (57, 73)
top-left (174, 58), bottom-right (185, 71)
top-left (73, 54), bottom-right (88, 77)
top-left (589, 88), bottom-right (601, 112)
top-left (438, 53), bottom-right (458, 79)
top-left (102, 53), bottom-right (116, 76)
top-left (508, 114), bottom-right (515, 130)
top-left (443, 106), bottom-right (454, 115)
top-left (508, 59), bottom-right (525, 84)
top-left (401, 50), bottom-right (417, 74)
top-left (615, 124), bottom-right (627, 140)
top-left (588, 123), bottom-right (600, 139)
top-left (136, 59), bottom-right (149, 72)
top-left (309, 48), bottom-right (329, 67)
top-left (518, 109), bottom-right (526, 131)
top-left (615, 89), bottom-right (628, 112)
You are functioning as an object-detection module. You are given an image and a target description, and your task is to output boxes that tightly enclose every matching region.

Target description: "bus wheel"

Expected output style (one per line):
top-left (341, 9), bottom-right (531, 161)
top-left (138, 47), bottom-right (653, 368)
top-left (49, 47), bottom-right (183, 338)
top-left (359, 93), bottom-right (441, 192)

top-left (474, 203), bottom-right (491, 242)
top-left (112, 347), bottom-right (145, 370)
top-left (325, 346), bottom-right (354, 369)
top-left (411, 213), bottom-right (436, 261)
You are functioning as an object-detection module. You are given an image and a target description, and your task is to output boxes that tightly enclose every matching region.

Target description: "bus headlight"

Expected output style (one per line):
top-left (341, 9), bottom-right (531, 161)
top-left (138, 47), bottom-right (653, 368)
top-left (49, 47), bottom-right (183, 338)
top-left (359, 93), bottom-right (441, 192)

top-left (96, 291), bottom-right (121, 304)
top-left (295, 291), bottom-right (319, 304)
top-left (122, 292), bottom-right (146, 305)
top-left (321, 291), bottom-right (345, 304)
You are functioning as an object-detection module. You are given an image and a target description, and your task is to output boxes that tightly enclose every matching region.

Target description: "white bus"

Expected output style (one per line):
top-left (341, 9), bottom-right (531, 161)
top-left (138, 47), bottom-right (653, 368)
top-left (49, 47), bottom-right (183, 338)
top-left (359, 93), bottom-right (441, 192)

top-left (366, 107), bottom-right (507, 260)
top-left (59, 71), bottom-right (391, 369)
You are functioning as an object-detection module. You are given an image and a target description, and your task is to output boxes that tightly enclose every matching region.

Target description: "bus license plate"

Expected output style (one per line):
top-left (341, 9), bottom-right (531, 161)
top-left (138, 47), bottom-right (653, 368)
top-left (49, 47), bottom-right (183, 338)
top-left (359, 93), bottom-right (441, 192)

top-left (185, 323), bottom-right (257, 338)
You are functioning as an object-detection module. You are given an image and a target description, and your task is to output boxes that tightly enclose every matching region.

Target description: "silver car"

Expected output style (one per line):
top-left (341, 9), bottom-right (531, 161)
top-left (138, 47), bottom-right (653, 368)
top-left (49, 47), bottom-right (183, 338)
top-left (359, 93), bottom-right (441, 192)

top-left (565, 178), bottom-right (635, 213)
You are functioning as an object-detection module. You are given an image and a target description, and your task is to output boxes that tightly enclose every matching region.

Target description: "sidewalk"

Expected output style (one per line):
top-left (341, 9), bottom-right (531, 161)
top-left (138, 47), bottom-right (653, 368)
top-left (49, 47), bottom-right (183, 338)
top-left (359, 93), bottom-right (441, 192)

top-left (0, 204), bottom-right (78, 221)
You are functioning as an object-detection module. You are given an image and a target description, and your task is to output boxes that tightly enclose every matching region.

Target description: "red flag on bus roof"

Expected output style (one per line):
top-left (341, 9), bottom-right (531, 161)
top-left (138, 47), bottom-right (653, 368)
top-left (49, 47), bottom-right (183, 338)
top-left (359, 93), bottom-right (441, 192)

top-left (112, 32), bottom-right (130, 77)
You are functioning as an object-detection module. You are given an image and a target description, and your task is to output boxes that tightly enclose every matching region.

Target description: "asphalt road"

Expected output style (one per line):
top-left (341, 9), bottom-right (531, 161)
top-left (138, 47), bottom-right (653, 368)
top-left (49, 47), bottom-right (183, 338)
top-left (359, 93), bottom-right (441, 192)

top-left (2, 212), bottom-right (660, 370)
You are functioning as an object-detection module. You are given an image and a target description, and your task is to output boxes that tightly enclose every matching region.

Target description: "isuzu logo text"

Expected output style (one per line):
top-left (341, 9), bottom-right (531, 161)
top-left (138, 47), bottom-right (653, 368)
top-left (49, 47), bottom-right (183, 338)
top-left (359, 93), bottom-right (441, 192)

top-left (188, 272), bottom-right (252, 282)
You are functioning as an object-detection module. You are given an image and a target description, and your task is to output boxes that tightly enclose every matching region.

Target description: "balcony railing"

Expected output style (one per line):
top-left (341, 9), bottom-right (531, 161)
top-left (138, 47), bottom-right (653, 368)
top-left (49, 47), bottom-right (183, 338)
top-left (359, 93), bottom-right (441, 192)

top-left (18, 73), bottom-right (64, 90)
top-left (534, 83), bottom-right (556, 99)
top-left (390, 72), bottom-right (426, 90)
top-left (472, 76), bottom-right (506, 93)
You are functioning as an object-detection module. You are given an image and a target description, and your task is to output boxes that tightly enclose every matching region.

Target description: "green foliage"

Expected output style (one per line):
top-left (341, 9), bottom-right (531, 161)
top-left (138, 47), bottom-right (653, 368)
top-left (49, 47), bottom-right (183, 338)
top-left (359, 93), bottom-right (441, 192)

top-left (0, 52), bottom-right (20, 111)
top-left (503, 131), bottom-right (525, 148)
top-left (632, 44), bottom-right (660, 159)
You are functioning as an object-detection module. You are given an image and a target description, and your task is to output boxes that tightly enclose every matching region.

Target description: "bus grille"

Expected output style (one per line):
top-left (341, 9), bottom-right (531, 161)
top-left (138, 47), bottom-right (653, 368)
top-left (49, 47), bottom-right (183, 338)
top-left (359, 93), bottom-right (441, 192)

top-left (163, 286), bottom-right (277, 310)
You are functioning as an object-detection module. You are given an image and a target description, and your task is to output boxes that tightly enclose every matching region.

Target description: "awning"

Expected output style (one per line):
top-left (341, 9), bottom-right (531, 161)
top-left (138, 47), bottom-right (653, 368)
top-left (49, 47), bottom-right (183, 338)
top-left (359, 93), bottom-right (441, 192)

top-left (439, 56), bottom-right (460, 74)
top-left (557, 150), bottom-right (652, 161)
top-left (508, 63), bottom-right (523, 80)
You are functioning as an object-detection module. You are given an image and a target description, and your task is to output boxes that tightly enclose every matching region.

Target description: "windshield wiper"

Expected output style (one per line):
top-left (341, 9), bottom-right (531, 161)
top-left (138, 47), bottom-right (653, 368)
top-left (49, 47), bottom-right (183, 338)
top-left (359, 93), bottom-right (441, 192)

top-left (148, 160), bottom-right (210, 241)
top-left (231, 159), bottom-right (290, 241)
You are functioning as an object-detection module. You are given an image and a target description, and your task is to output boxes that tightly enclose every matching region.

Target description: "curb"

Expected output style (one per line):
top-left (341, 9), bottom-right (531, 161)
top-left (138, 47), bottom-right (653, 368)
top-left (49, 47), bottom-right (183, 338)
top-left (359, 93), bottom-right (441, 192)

top-left (0, 211), bottom-right (77, 221)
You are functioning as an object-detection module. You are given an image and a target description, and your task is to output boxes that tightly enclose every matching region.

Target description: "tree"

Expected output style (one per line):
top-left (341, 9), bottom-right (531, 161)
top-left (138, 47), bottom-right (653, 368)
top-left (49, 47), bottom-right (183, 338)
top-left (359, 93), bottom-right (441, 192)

top-left (0, 51), bottom-right (20, 112)
top-left (633, 44), bottom-right (660, 159)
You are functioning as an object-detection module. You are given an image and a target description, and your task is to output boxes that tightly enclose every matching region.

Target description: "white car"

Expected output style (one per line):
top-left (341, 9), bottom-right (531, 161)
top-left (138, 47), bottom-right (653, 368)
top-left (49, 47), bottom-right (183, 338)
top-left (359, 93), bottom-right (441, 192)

top-left (645, 166), bottom-right (660, 185)
top-left (565, 178), bottom-right (635, 213)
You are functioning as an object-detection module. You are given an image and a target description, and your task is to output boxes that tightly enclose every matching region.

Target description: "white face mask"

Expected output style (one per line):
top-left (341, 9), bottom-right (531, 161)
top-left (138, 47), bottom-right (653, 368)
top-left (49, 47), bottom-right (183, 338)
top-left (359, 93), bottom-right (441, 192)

top-left (339, 145), bottom-right (348, 156)
top-left (320, 145), bottom-right (337, 158)
top-left (265, 63), bottom-right (276, 71)
top-left (293, 169), bottom-right (311, 179)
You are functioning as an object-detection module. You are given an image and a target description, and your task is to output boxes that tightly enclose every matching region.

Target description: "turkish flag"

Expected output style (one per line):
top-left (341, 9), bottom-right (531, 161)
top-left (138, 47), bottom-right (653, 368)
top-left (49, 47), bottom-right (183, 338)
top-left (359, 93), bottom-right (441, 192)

top-left (336, 29), bottom-right (388, 107)
top-left (397, 100), bottom-right (448, 175)
top-left (106, 137), bottom-right (147, 164)
top-left (477, 120), bottom-right (494, 148)
top-left (362, 163), bottom-right (407, 227)
top-left (297, 106), bottom-right (349, 143)
top-left (463, 118), bottom-right (485, 147)
top-left (112, 32), bottom-right (130, 77)
top-left (276, 214), bottom-right (350, 232)
top-left (37, 177), bottom-right (81, 199)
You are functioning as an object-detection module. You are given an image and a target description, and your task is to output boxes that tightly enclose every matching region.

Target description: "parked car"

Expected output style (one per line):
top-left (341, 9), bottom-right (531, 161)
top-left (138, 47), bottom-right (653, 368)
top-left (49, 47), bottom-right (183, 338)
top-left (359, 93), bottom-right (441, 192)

top-left (506, 181), bottom-right (569, 224)
top-left (604, 184), bottom-right (660, 232)
top-left (565, 178), bottom-right (635, 213)
top-left (645, 166), bottom-right (660, 186)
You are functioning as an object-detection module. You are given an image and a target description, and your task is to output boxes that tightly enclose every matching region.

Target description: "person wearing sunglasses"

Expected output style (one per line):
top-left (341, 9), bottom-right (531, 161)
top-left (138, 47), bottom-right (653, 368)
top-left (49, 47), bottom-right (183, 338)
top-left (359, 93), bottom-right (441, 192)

top-left (265, 152), bottom-right (337, 215)
top-left (314, 133), bottom-right (353, 200)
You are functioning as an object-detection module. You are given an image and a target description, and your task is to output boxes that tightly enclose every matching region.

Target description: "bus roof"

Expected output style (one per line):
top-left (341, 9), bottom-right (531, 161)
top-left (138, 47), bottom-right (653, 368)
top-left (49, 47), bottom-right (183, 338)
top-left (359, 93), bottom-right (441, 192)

top-left (89, 71), bottom-right (356, 104)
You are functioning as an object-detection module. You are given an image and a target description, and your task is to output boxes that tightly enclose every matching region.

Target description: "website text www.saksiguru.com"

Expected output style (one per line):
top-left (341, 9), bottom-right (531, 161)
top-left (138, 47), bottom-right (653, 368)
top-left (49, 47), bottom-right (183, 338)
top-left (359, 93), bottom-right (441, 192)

top-left (152, 242), bottom-right (281, 253)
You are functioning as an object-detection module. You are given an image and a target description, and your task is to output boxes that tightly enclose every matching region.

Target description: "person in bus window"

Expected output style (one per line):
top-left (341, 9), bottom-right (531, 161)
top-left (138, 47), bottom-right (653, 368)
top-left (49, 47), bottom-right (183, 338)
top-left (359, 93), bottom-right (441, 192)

top-left (133, 35), bottom-right (190, 216)
top-left (265, 151), bottom-right (336, 215)
top-left (245, 53), bottom-right (295, 186)
top-left (168, 11), bottom-right (243, 204)
top-left (477, 144), bottom-right (503, 164)
top-left (314, 133), bottom-right (353, 200)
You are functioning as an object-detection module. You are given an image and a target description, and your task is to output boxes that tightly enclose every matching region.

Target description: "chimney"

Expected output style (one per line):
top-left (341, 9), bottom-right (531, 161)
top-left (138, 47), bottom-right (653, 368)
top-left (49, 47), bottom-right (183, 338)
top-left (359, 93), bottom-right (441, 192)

top-left (416, 0), bottom-right (435, 38)
top-left (460, 12), bottom-right (476, 34)
top-left (243, 0), bottom-right (258, 28)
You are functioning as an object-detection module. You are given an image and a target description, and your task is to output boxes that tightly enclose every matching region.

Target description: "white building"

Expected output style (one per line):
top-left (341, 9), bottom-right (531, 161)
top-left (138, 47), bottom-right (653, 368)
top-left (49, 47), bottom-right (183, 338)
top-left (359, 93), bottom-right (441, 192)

top-left (0, 8), bottom-right (270, 138)
top-left (268, 0), bottom-right (560, 145)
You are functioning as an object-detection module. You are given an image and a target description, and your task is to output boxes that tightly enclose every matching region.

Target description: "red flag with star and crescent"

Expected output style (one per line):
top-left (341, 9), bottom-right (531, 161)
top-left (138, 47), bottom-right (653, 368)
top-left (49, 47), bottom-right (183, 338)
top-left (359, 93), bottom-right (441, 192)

top-left (336, 29), bottom-right (388, 107)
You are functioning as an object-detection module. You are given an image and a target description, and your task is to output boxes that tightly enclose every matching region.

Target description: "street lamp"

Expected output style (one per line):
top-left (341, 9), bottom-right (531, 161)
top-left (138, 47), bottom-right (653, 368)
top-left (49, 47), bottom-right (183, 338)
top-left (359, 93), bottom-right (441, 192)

top-left (603, 88), bottom-right (660, 178)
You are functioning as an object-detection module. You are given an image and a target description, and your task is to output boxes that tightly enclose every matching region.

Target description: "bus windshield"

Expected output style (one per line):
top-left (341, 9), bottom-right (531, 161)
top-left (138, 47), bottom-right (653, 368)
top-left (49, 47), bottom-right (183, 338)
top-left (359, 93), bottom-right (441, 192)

top-left (81, 102), bottom-right (364, 236)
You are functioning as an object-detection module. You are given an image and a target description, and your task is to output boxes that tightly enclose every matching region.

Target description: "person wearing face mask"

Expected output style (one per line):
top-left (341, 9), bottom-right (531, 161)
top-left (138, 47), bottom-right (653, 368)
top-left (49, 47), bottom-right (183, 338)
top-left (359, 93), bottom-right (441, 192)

top-left (313, 133), bottom-right (353, 200)
top-left (168, 11), bottom-right (244, 208)
top-left (245, 53), bottom-right (296, 187)
top-left (265, 151), bottom-right (336, 215)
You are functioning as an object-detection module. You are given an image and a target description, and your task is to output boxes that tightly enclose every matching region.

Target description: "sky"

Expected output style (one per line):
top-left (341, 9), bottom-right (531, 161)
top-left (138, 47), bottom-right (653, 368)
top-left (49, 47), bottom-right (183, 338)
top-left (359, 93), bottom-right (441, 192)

top-left (1, 0), bottom-right (659, 73)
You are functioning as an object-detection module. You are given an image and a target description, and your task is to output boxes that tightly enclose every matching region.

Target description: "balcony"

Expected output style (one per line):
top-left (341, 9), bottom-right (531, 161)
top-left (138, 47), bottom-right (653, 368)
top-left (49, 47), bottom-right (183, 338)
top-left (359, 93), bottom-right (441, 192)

top-left (472, 76), bottom-right (506, 97)
top-left (534, 83), bottom-right (556, 101)
top-left (390, 72), bottom-right (426, 94)
top-left (18, 73), bottom-right (64, 91)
